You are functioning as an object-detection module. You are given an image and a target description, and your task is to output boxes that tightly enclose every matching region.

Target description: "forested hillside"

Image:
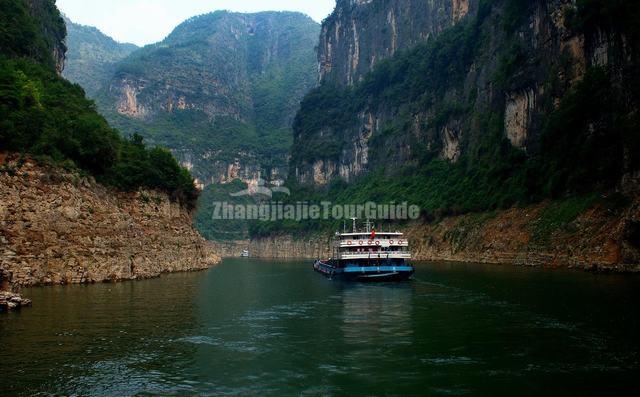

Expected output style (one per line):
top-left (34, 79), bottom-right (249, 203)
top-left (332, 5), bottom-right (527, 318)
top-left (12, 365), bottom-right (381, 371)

top-left (63, 17), bottom-right (137, 98)
top-left (61, 10), bottom-right (320, 239)
top-left (0, 0), bottom-right (198, 208)
top-left (267, 0), bottom-right (640, 236)
top-left (87, 11), bottom-right (319, 187)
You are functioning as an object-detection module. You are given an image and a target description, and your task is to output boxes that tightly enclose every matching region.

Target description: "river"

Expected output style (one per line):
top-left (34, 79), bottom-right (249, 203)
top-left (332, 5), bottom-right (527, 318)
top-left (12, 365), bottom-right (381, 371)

top-left (1, 259), bottom-right (639, 396)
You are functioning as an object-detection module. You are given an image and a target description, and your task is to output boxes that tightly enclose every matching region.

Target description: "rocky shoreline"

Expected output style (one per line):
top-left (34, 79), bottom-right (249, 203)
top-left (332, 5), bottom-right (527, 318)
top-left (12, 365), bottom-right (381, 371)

top-left (1, 154), bottom-right (220, 290)
top-left (0, 291), bottom-right (31, 312)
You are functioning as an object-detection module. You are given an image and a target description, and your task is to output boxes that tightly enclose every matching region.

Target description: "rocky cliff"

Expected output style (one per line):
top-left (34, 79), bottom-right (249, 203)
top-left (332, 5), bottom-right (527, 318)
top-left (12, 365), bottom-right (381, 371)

top-left (85, 11), bottom-right (320, 188)
top-left (0, 0), bottom-right (66, 73)
top-left (209, 237), bottom-right (331, 260)
top-left (405, 197), bottom-right (640, 271)
top-left (289, 0), bottom-right (639, 221)
top-left (61, 11), bottom-right (320, 240)
top-left (25, 0), bottom-right (67, 73)
top-left (319, 0), bottom-right (471, 86)
top-left (0, 154), bottom-right (219, 288)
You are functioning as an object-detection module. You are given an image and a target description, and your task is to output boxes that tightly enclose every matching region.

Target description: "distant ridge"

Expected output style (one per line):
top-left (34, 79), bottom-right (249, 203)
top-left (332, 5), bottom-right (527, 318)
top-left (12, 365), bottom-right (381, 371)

top-left (63, 16), bottom-right (138, 98)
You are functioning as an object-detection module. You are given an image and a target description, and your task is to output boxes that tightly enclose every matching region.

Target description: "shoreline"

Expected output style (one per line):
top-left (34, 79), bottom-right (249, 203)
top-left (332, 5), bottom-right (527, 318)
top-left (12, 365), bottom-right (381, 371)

top-left (1, 155), bottom-right (221, 290)
top-left (214, 253), bottom-right (640, 274)
top-left (4, 257), bottom-right (637, 313)
top-left (208, 195), bottom-right (640, 274)
top-left (0, 266), bottom-right (218, 312)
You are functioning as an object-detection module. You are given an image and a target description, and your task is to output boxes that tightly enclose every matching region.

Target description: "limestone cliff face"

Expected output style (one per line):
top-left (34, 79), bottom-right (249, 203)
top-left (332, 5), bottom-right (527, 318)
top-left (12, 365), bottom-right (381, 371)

top-left (299, 0), bottom-right (479, 184)
top-left (294, 0), bottom-right (637, 186)
top-left (89, 11), bottom-right (319, 188)
top-left (23, 0), bottom-right (67, 74)
top-left (319, 0), bottom-right (471, 86)
top-left (0, 154), bottom-right (219, 287)
top-left (209, 237), bottom-right (331, 260)
top-left (175, 149), bottom-right (286, 189)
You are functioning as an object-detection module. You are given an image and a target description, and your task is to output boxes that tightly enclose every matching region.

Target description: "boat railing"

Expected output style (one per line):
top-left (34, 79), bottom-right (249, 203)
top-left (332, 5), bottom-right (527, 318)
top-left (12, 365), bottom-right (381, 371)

top-left (338, 252), bottom-right (412, 260)
top-left (336, 239), bottom-right (409, 248)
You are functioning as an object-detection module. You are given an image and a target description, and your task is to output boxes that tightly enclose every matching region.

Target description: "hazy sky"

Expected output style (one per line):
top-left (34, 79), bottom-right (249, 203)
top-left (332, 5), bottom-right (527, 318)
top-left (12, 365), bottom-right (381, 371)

top-left (57, 0), bottom-right (336, 46)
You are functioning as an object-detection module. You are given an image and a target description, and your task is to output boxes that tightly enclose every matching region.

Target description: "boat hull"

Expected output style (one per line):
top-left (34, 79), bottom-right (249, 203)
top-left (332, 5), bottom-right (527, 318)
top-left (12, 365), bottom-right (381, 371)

top-left (313, 260), bottom-right (414, 282)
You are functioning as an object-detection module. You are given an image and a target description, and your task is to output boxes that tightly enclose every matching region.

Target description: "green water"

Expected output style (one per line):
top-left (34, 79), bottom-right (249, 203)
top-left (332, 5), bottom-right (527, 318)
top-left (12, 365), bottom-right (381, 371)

top-left (1, 259), bottom-right (639, 396)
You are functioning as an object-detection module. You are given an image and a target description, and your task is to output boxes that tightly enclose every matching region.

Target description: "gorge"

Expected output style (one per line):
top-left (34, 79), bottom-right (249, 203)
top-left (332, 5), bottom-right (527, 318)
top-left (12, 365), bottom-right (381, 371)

top-left (64, 12), bottom-right (319, 188)
top-left (3, 1), bottom-right (640, 394)
top-left (291, 0), bottom-right (639, 196)
top-left (63, 10), bottom-right (320, 239)
top-left (36, 0), bottom-right (640, 272)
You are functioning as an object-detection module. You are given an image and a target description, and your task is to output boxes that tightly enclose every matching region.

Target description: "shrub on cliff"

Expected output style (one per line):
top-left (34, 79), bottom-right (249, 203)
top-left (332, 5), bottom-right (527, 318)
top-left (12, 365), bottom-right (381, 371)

top-left (103, 135), bottom-right (198, 209)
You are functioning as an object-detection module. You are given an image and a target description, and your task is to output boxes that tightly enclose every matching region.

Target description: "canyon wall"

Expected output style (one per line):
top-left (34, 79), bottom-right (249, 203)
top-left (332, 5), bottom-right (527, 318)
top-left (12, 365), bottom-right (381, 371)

top-left (405, 199), bottom-right (640, 272)
top-left (63, 17), bottom-right (138, 98)
top-left (296, 0), bottom-right (476, 184)
top-left (319, 0), bottom-right (471, 86)
top-left (292, 0), bottom-right (639, 190)
top-left (0, 154), bottom-right (219, 288)
top-left (25, 0), bottom-right (67, 74)
top-left (209, 237), bottom-right (331, 260)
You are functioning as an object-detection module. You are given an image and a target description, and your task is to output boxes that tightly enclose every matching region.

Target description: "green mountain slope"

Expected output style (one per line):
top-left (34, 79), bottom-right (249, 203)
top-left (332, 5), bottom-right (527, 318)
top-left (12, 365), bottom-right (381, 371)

top-left (63, 17), bottom-right (138, 98)
top-left (62, 10), bottom-right (320, 239)
top-left (0, 0), bottom-right (198, 208)
top-left (93, 11), bottom-right (319, 187)
top-left (254, 0), bottom-right (640, 236)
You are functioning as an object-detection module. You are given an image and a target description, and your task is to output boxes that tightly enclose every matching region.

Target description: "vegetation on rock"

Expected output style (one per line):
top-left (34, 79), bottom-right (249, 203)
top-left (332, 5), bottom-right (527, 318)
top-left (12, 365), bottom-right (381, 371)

top-left (63, 17), bottom-right (137, 98)
top-left (0, 0), bottom-right (198, 208)
top-left (85, 11), bottom-right (320, 185)
top-left (276, 0), bottom-right (640, 236)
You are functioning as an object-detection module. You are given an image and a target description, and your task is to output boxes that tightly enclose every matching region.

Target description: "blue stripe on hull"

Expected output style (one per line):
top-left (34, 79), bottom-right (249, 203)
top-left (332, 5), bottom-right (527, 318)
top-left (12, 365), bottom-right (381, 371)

top-left (313, 261), bottom-right (414, 282)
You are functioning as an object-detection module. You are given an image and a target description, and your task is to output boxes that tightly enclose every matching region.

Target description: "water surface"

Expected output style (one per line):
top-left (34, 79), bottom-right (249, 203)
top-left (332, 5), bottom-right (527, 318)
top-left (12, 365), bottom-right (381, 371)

top-left (2, 260), bottom-right (639, 396)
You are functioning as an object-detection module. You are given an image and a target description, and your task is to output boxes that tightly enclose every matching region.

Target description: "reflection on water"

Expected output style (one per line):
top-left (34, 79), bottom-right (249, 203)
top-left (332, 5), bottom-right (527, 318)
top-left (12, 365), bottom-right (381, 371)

top-left (341, 283), bottom-right (413, 347)
top-left (0, 274), bottom-right (202, 396)
top-left (1, 259), bottom-right (640, 396)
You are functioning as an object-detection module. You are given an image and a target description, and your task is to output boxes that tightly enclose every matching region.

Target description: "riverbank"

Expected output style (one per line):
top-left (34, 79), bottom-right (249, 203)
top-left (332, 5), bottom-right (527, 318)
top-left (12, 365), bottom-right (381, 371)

top-left (406, 195), bottom-right (640, 272)
top-left (210, 194), bottom-right (640, 272)
top-left (0, 154), bottom-right (220, 289)
top-left (209, 237), bottom-right (331, 260)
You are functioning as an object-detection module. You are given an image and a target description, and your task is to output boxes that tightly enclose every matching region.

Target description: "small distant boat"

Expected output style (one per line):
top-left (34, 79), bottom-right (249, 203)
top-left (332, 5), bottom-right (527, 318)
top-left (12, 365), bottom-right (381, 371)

top-left (240, 250), bottom-right (250, 258)
top-left (313, 219), bottom-right (415, 282)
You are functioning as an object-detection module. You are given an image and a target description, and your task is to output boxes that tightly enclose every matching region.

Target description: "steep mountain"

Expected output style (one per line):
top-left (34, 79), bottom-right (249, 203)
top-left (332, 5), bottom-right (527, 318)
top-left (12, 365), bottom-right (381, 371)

top-left (318, 0), bottom-right (471, 86)
top-left (94, 11), bottom-right (320, 187)
top-left (63, 17), bottom-right (138, 98)
top-left (1, 0), bottom-right (217, 289)
top-left (0, 0), bottom-right (66, 73)
top-left (1, 0), bottom-right (198, 207)
top-left (288, 0), bottom-right (640, 216)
